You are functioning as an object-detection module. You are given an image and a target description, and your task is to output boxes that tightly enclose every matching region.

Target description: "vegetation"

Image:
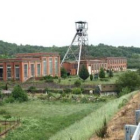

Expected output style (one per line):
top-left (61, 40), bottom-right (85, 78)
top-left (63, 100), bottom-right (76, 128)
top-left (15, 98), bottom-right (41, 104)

top-left (95, 118), bottom-right (107, 138)
top-left (1, 41), bottom-right (140, 68)
top-left (108, 70), bottom-right (113, 78)
top-left (79, 65), bottom-right (89, 81)
top-left (49, 91), bottom-right (137, 140)
top-left (0, 99), bottom-right (105, 140)
top-left (99, 68), bottom-right (105, 78)
top-left (116, 71), bottom-right (140, 92)
top-left (11, 85), bottom-right (28, 102)
top-left (90, 74), bottom-right (93, 81)
top-left (74, 80), bottom-right (81, 87)
top-left (61, 67), bottom-right (67, 78)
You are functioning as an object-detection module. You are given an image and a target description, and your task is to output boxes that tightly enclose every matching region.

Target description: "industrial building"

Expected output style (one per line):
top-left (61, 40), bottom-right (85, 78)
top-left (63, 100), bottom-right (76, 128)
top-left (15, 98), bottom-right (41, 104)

top-left (0, 52), bottom-right (60, 82)
top-left (62, 57), bottom-right (127, 75)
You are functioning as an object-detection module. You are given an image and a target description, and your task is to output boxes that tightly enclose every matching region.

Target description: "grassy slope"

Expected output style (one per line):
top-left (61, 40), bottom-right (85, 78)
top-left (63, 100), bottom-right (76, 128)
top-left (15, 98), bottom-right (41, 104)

top-left (0, 100), bottom-right (104, 140)
top-left (49, 91), bottom-right (137, 140)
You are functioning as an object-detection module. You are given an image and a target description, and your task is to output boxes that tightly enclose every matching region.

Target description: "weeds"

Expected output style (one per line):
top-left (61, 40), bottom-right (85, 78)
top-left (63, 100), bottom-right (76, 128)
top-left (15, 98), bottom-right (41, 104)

top-left (95, 118), bottom-right (108, 138)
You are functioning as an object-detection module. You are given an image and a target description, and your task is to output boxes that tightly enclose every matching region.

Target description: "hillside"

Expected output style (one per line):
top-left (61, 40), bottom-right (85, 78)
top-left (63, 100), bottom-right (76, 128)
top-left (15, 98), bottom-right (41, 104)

top-left (0, 40), bottom-right (140, 68)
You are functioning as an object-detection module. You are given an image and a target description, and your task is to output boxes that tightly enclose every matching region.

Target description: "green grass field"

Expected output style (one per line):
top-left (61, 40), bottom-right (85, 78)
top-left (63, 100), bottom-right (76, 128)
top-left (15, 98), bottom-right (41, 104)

top-left (0, 100), bottom-right (105, 140)
top-left (0, 90), bottom-right (136, 140)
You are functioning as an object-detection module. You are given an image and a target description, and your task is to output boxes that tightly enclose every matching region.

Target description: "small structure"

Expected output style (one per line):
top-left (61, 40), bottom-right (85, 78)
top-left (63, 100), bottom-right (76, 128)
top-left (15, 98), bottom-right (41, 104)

top-left (98, 84), bottom-right (118, 95)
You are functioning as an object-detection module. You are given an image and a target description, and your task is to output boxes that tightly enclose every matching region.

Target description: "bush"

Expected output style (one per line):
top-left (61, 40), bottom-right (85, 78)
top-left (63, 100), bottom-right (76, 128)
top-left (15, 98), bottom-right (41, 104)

top-left (116, 71), bottom-right (140, 91)
top-left (43, 75), bottom-right (53, 80)
top-left (45, 78), bottom-right (54, 83)
top-left (100, 78), bottom-right (109, 81)
top-left (79, 65), bottom-right (89, 81)
top-left (61, 67), bottom-right (67, 78)
top-left (12, 85), bottom-right (28, 102)
top-left (119, 87), bottom-right (131, 97)
top-left (3, 114), bottom-right (11, 119)
top-left (4, 96), bottom-right (15, 103)
top-left (99, 68), bottom-right (105, 78)
top-left (44, 88), bottom-right (49, 93)
top-left (72, 88), bottom-right (81, 94)
top-left (28, 86), bottom-right (37, 93)
top-left (0, 109), bottom-right (7, 115)
top-left (63, 88), bottom-right (71, 93)
top-left (81, 97), bottom-right (88, 103)
top-left (74, 80), bottom-right (81, 87)
top-left (90, 74), bottom-right (93, 81)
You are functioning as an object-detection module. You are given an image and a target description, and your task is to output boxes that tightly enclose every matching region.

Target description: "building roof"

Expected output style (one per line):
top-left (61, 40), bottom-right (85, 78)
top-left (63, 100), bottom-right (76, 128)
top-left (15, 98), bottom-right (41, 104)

top-left (16, 52), bottom-right (59, 58)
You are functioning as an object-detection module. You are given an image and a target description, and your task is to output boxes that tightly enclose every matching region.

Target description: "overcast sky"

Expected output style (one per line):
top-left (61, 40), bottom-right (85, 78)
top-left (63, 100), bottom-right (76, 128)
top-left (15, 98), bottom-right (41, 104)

top-left (0, 0), bottom-right (140, 47)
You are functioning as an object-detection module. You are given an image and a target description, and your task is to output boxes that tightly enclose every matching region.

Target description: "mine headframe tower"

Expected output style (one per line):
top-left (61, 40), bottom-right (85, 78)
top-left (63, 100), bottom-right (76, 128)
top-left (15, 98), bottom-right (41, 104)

top-left (61, 21), bottom-right (88, 75)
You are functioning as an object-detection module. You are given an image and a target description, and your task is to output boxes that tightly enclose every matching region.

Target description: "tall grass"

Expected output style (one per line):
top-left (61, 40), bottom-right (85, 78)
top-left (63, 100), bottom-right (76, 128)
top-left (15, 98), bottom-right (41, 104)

top-left (49, 91), bottom-right (137, 140)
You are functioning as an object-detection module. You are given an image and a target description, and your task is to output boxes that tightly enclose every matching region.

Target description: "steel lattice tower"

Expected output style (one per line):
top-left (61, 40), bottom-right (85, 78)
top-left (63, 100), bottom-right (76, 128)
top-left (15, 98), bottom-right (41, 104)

top-left (61, 21), bottom-right (88, 75)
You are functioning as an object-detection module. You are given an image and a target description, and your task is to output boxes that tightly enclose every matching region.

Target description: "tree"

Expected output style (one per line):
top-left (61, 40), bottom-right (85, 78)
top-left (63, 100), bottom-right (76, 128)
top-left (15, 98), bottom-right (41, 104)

top-left (12, 85), bottom-right (28, 102)
top-left (79, 65), bottom-right (89, 81)
top-left (61, 67), bottom-right (67, 78)
top-left (108, 70), bottom-right (113, 78)
top-left (90, 74), bottom-right (93, 81)
top-left (116, 71), bottom-right (140, 91)
top-left (99, 68), bottom-right (105, 78)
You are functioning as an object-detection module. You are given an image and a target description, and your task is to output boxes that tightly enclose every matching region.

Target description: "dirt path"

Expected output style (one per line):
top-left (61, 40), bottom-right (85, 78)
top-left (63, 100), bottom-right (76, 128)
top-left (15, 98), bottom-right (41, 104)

top-left (90, 92), bottom-right (140, 140)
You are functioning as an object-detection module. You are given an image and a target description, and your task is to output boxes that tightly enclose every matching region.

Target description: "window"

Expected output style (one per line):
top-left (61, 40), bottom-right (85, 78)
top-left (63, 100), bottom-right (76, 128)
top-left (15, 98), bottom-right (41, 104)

top-left (43, 58), bottom-right (47, 75)
top-left (31, 64), bottom-right (34, 77)
top-left (49, 58), bottom-right (53, 75)
top-left (37, 64), bottom-right (41, 76)
top-left (7, 65), bottom-right (11, 80)
top-left (24, 64), bottom-right (28, 79)
top-left (15, 65), bottom-right (20, 79)
top-left (0, 65), bottom-right (3, 80)
top-left (55, 58), bottom-right (58, 75)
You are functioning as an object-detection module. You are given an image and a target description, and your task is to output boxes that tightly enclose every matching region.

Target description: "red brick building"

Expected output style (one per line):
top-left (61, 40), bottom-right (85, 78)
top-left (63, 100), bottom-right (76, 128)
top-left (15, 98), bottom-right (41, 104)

top-left (62, 57), bottom-right (127, 75)
top-left (0, 53), bottom-right (60, 82)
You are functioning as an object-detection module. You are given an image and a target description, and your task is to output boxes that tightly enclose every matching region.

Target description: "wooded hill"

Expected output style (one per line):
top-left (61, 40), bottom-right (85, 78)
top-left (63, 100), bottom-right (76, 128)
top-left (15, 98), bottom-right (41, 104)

top-left (0, 40), bottom-right (140, 68)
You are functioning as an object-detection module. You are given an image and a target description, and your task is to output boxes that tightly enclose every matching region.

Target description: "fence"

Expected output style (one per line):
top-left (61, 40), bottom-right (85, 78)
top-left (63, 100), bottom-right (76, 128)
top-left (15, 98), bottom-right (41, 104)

top-left (125, 110), bottom-right (140, 140)
top-left (0, 117), bottom-right (20, 137)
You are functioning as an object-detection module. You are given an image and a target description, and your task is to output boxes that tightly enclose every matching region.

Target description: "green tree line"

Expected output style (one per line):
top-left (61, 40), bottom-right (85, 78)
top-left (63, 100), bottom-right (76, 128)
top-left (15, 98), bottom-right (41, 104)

top-left (0, 40), bottom-right (140, 68)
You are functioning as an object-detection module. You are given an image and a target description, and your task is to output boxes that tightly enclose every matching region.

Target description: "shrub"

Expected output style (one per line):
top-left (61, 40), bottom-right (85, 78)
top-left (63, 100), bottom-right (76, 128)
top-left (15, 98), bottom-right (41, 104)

top-left (45, 78), bottom-right (54, 83)
top-left (3, 114), bottom-right (11, 119)
top-left (99, 68), bottom-right (105, 78)
top-left (81, 97), bottom-right (88, 103)
top-left (4, 96), bottom-right (15, 103)
top-left (12, 85), bottom-right (28, 102)
top-left (0, 109), bottom-right (7, 115)
top-left (61, 67), bottom-right (67, 78)
top-left (95, 118), bottom-right (108, 138)
top-left (58, 78), bottom-right (61, 83)
top-left (44, 88), bottom-right (49, 93)
top-left (79, 65), bottom-right (89, 81)
top-left (119, 87), bottom-right (131, 97)
top-left (43, 75), bottom-right (53, 80)
top-left (90, 74), bottom-right (93, 81)
top-left (74, 80), bottom-right (81, 87)
top-left (116, 71), bottom-right (140, 91)
top-left (38, 95), bottom-right (48, 100)
top-left (100, 78), bottom-right (109, 81)
top-left (72, 88), bottom-right (81, 94)
top-left (63, 88), bottom-right (71, 93)
top-left (28, 86), bottom-right (37, 93)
